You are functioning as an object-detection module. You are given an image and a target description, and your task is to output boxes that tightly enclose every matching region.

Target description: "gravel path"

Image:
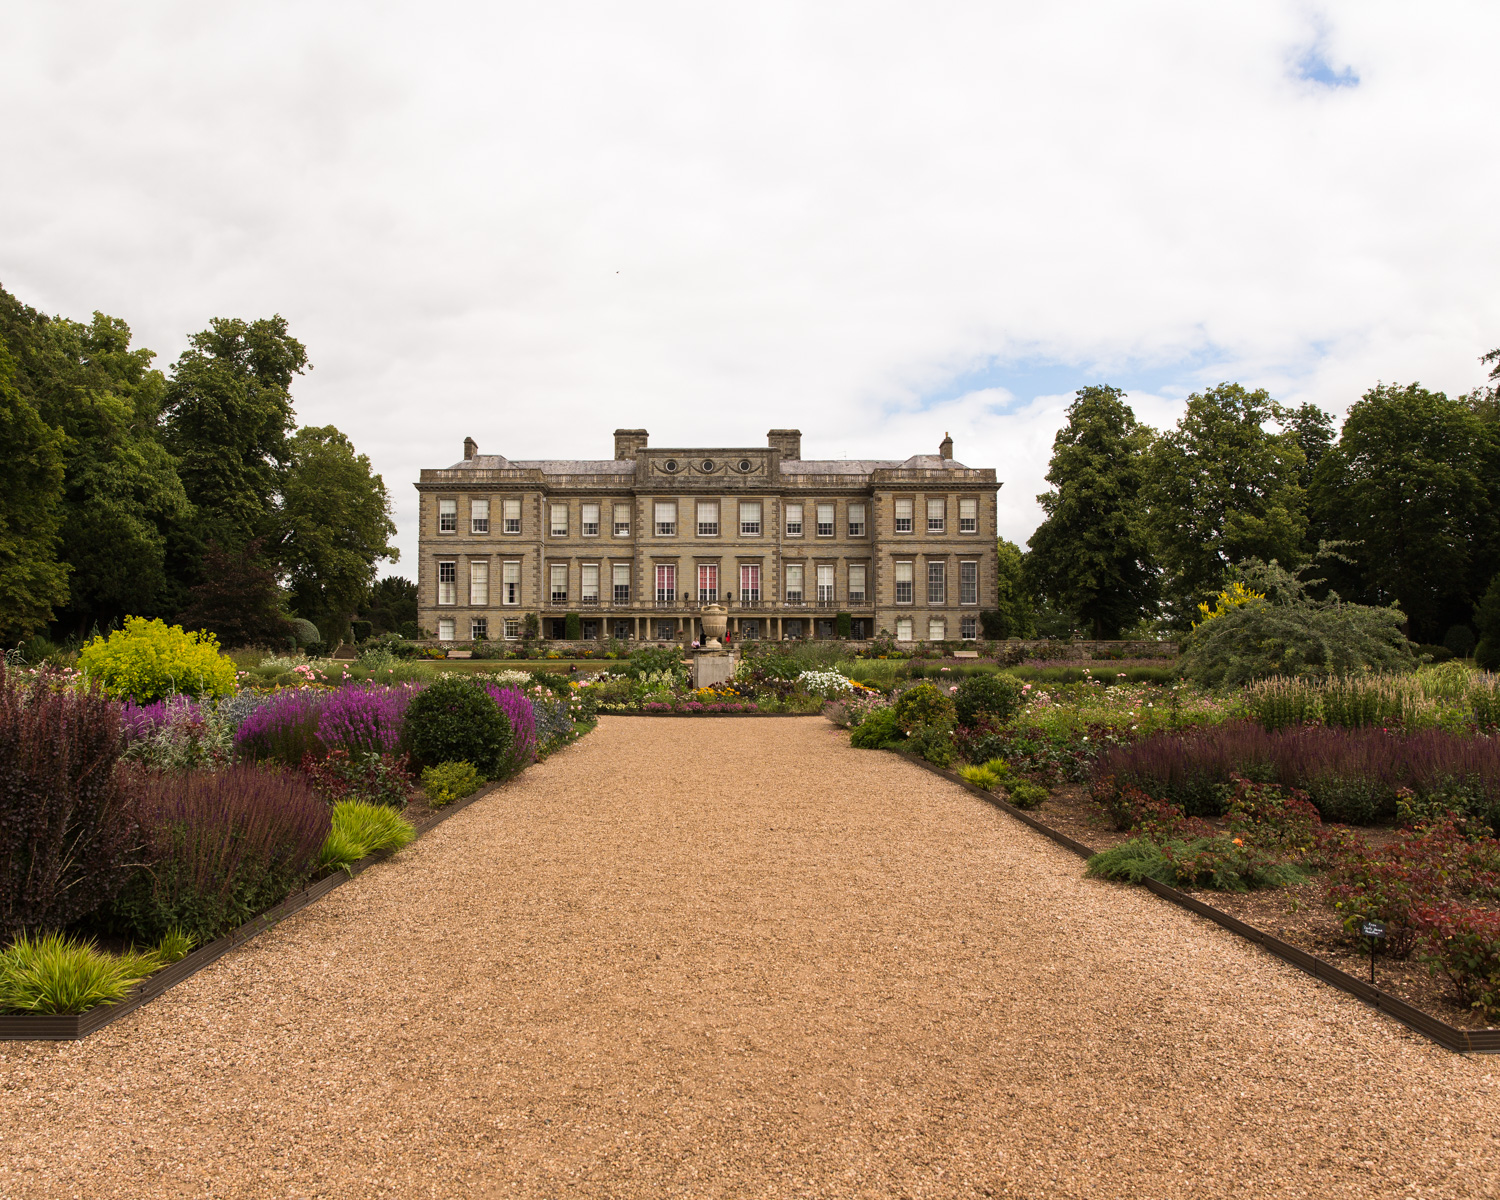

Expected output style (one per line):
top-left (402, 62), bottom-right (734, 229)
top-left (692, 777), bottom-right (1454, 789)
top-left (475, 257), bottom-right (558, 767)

top-left (3, 717), bottom-right (1498, 1199)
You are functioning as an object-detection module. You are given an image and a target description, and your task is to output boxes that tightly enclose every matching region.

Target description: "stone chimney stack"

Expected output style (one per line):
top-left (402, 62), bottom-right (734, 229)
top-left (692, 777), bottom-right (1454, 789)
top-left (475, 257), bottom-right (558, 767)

top-left (767, 429), bottom-right (802, 461)
top-left (939, 432), bottom-right (954, 460)
top-left (463, 436), bottom-right (477, 460)
top-left (613, 428), bottom-right (649, 460)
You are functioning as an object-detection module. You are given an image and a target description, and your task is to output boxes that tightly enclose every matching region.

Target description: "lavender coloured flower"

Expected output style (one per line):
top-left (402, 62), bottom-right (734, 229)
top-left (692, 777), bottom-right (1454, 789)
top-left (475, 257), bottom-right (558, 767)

top-left (234, 688), bottom-right (329, 766)
top-left (483, 684), bottom-right (537, 775)
top-left (317, 683), bottom-right (419, 756)
top-left (120, 695), bottom-right (200, 743)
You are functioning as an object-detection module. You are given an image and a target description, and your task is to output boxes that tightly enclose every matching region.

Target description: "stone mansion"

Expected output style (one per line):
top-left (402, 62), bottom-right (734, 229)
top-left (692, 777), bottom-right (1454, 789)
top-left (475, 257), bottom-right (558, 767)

top-left (414, 428), bottom-right (1000, 645)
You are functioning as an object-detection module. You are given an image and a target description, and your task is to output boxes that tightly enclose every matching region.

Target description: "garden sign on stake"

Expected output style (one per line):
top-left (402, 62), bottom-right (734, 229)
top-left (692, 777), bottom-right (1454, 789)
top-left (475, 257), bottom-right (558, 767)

top-left (1362, 921), bottom-right (1386, 984)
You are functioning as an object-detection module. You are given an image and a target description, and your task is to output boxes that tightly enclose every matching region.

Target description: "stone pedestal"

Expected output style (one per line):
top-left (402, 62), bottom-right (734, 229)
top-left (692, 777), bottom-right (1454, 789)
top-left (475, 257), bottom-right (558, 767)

top-left (692, 651), bottom-right (737, 690)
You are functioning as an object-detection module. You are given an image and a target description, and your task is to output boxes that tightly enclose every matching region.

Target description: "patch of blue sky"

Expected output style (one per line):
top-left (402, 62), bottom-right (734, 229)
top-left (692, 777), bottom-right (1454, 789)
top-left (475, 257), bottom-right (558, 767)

top-left (1294, 46), bottom-right (1359, 89)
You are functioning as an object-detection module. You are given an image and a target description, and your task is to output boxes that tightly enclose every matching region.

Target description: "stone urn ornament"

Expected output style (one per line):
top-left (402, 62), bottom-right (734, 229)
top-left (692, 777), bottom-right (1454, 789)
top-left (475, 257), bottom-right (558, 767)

top-left (699, 603), bottom-right (728, 651)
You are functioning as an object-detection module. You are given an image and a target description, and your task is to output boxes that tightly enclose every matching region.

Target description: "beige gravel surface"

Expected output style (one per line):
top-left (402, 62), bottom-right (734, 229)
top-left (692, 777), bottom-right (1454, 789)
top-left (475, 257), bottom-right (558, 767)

top-left (3, 716), bottom-right (1498, 1199)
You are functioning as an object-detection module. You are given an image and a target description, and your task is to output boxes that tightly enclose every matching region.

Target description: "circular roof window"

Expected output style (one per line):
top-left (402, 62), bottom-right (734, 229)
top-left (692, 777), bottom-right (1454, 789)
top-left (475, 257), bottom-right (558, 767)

top-left (701, 458), bottom-right (715, 472)
top-left (737, 458), bottom-right (753, 472)
top-left (663, 458), bottom-right (679, 473)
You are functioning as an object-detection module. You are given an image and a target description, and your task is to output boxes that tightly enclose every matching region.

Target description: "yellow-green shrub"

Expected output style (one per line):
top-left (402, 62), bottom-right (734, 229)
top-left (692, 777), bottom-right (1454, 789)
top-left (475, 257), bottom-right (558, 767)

top-left (421, 761), bottom-right (483, 807)
top-left (79, 616), bottom-right (237, 703)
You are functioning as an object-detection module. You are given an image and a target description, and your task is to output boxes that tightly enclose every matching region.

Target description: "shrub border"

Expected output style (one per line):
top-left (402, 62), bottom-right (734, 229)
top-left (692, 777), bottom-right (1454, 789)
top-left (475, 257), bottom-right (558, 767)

top-left (596, 710), bottom-right (815, 718)
top-left (896, 751), bottom-right (1500, 1055)
top-left (0, 763), bottom-right (528, 1042)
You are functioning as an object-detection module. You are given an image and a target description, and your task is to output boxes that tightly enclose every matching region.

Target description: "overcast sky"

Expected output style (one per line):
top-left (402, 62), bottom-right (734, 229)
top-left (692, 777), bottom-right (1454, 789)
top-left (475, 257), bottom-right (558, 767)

top-left (3, 2), bottom-right (1498, 575)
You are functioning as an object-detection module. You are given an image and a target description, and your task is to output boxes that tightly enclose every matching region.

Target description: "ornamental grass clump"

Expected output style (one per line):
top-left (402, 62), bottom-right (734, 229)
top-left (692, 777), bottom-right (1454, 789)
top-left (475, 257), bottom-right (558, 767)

top-left (0, 931), bottom-right (156, 1014)
top-left (108, 765), bottom-right (330, 944)
top-left (319, 799), bottom-right (416, 869)
top-left (402, 675), bottom-right (512, 776)
top-left (234, 688), bottom-right (329, 767)
top-left (316, 683), bottom-right (418, 756)
top-left (0, 664), bottom-right (142, 938)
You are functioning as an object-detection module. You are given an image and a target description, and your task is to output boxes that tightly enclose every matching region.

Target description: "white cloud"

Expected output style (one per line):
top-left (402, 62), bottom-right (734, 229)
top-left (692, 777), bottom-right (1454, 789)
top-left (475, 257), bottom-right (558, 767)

top-left (2, 1), bottom-right (1497, 567)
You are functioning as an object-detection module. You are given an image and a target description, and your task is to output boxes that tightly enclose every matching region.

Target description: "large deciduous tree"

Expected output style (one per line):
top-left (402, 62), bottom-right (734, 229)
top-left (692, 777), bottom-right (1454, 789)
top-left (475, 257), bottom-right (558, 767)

top-left (1308, 382), bottom-right (1500, 643)
top-left (1024, 385), bottom-right (1158, 639)
top-left (1146, 382), bottom-right (1306, 624)
top-left (0, 342), bottom-right (68, 640)
top-left (274, 425), bottom-right (397, 646)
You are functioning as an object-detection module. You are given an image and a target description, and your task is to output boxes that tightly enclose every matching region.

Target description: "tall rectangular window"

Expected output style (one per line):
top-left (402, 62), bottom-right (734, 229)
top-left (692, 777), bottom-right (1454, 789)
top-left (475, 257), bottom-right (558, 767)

top-left (550, 503), bottom-right (568, 536)
top-left (894, 560), bottom-right (913, 604)
top-left (580, 563), bottom-right (599, 602)
top-left (469, 560), bottom-right (488, 605)
top-left (739, 501), bottom-right (761, 536)
top-left (438, 561), bottom-right (457, 604)
top-left (612, 562), bottom-right (631, 604)
top-left (655, 564), bottom-right (676, 603)
top-left (439, 499), bottom-right (457, 533)
top-left (848, 563), bottom-right (866, 603)
top-left (654, 501), bottom-right (677, 536)
top-left (503, 499), bottom-right (521, 534)
top-left (785, 563), bottom-right (804, 603)
top-left (961, 615), bottom-right (978, 640)
top-left (581, 504), bottom-right (600, 536)
top-left (698, 564), bottom-right (717, 602)
top-left (613, 503), bottom-right (631, 536)
top-left (785, 503), bottom-right (803, 536)
top-left (502, 561), bottom-right (520, 605)
top-left (470, 499), bottom-right (489, 534)
top-left (816, 503), bottom-right (835, 536)
top-left (929, 617), bottom-right (946, 641)
top-left (927, 498), bottom-right (946, 533)
top-left (895, 617), bottom-right (913, 643)
top-left (960, 560), bottom-right (978, 605)
top-left (894, 498), bottom-right (913, 533)
top-left (848, 503), bottom-right (866, 537)
top-left (740, 564), bottom-right (760, 602)
top-left (927, 561), bottom-right (946, 604)
top-left (549, 563), bottom-right (567, 604)
top-left (504, 618), bottom-right (520, 640)
top-left (697, 501), bottom-right (719, 536)
top-left (438, 618), bottom-right (455, 641)
top-left (959, 498), bottom-right (978, 533)
top-left (816, 564), bottom-right (834, 602)
top-left (471, 617), bottom-right (488, 640)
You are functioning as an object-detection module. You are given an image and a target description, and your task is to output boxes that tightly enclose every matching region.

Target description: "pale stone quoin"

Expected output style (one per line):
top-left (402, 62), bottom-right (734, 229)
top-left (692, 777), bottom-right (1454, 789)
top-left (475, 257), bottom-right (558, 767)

top-left (414, 428), bottom-right (1000, 645)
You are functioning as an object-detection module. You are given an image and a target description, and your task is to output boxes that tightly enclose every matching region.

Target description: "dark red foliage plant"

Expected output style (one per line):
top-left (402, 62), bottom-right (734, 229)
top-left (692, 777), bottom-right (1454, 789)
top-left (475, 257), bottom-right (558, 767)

top-left (106, 764), bottom-right (330, 944)
top-left (0, 664), bottom-right (143, 936)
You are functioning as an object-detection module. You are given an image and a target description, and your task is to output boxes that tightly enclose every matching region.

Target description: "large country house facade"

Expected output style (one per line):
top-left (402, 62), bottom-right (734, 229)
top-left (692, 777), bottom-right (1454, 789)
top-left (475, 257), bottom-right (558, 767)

top-left (414, 428), bottom-right (1000, 645)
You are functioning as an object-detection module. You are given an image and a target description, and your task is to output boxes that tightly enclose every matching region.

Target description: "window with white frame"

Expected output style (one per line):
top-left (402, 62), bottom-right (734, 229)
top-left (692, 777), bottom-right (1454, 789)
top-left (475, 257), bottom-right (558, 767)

top-left (894, 560), bottom-right (913, 604)
top-left (612, 562), bottom-right (631, 603)
top-left (438, 561), bottom-right (456, 604)
top-left (502, 561), bottom-right (520, 605)
top-left (470, 560), bottom-right (488, 605)
top-left (471, 499), bottom-right (489, 534)
top-left (438, 618), bottom-right (455, 641)
top-left (438, 499), bottom-right (457, 532)
top-left (927, 560), bottom-right (946, 604)
top-left (816, 503), bottom-right (835, 536)
top-left (580, 563), bottom-right (599, 603)
top-left (613, 503), bottom-right (631, 536)
top-left (739, 501), bottom-right (761, 536)
top-left (581, 503), bottom-right (600, 536)
top-left (959, 497), bottom-right (978, 533)
top-left (503, 499), bottom-right (521, 534)
top-left (656, 620), bottom-right (674, 640)
top-left (504, 618), bottom-right (521, 640)
top-left (654, 501), bottom-right (677, 536)
top-left (550, 503), bottom-right (568, 536)
top-left (848, 502), bottom-right (866, 537)
top-left (927, 498), bottom-right (946, 533)
top-left (894, 497), bottom-right (913, 533)
top-left (784, 503), bottom-right (803, 536)
top-left (698, 564), bottom-right (717, 602)
top-left (848, 563), bottom-right (866, 603)
top-left (960, 560), bottom-right (978, 605)
top-left (961, 615), bottom-right (977, 639)
top-left (697, 501), bottom-right (719, 536)
top-left (549, 563), bottom-right (567, 604)
top-left (471, 616), bottom-right (488, 640)
top-left (895, 617), bottom-right (913, 642)
top-left (929, 617), bottom-right (946, 641)
top-left (740, 563), bottom-right (760, 602)
top-left (785, 563), bottom-right (804, 603)
top-left (655, 564), bottom-right (676, 603)
top-left (816, 563), bottom-right (834, 602)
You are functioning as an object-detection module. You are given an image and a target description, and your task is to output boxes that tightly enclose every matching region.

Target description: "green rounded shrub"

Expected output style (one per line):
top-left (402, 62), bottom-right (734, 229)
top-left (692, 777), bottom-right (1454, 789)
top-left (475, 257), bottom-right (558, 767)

top-left (421, 761), bottom-right (484, 807)
top-left (1007, 781), bottom-right (1048, 810)
top-left (892, 683), bottom-right (956, 732)
top-left (849, 707), bottom-right (904, 749)
top-left (78, 616), bottom-right (237, 702)
top-left (953, 674), bottom-right (1024, 726)
top-left (401, 676), bottom-right (513, 777)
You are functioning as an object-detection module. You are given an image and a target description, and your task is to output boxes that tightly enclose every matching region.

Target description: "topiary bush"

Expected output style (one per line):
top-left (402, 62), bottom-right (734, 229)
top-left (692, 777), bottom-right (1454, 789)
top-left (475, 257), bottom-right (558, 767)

top-left (953, 673), bottom-right (1024, 726)
top-left (401, 675), bottom-right (513, 777)
top-left (891, 683), bottom-right (956, 732)
top-left (78, 616), bottom-right (237, 703)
